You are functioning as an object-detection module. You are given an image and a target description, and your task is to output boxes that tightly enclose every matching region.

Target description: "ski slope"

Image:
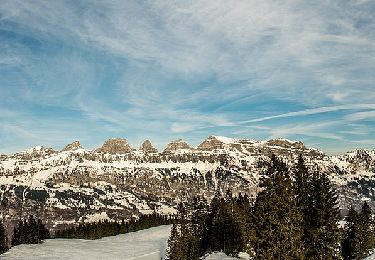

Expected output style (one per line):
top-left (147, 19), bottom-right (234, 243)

top-left (1, 225), bottom-right (171, 260)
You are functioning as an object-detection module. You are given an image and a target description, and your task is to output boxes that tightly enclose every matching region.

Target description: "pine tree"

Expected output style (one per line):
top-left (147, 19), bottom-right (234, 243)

top-left (11, 216), bottom-right (49, 246)
top-left (342, 206), bottom-right (359, 259)
top-left (253, 155), bottom-right (304, 259)
top-left (168, 202), bottom-right (200, 260)
top-left (0, 221), bottom-right (7, 254)
top-left (293, 154), bottom-right (310, 256)
top-left (305, 171), bottom-right (341, 259)
top-left (358, 201), bottom-right (374, 258)
top-left (343, 202), bottom-right (374, 259)
top-left (167, 224), bottom-right (179, 259)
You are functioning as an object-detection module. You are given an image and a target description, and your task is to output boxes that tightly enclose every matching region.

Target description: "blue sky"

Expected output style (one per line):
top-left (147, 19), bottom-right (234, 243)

top-left (0, 0), bottom-right (375, 155)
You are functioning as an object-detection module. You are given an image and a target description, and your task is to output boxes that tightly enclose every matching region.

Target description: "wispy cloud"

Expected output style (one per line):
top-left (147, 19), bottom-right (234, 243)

top-left (344, 110), bottom-right (375, 121)
top-left (240, 104), bottom-right (375, 124)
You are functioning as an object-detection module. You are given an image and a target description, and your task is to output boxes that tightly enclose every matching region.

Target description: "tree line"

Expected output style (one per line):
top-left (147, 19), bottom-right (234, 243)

top-left (0, 213), bottom-right (174, 255)
top-left (167, 155), bottom-right (375, 259)
top-left (0, 215), bottom-right (49, 254)
top-left (55, 213), bottom-right (175, 239)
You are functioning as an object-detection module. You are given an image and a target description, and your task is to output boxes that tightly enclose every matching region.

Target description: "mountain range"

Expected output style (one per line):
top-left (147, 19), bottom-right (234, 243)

top-left (0, 136), bottom-right (374, 234)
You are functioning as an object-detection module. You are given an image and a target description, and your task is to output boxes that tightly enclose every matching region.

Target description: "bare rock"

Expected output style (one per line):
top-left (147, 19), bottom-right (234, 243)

top-left (197, 136), bottom-right (226, 151)
top-left (164, 139), bottom-right (190, 152)
top-left (62, 141), bottom-right (82, 151)
top-left (97, 138), bottom-right (133, 154)
top-left (139, 140), bottom-right (158, 153)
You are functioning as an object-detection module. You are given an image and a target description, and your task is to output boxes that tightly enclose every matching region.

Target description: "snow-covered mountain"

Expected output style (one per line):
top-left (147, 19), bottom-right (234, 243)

top-left (0, 136), bottom-right (374, 234)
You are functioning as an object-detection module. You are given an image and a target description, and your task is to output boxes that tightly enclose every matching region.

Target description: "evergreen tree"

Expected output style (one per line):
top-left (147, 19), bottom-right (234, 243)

top-left (294, 154), bottom-right (309, 209)
top-left (358, 201), bottom-right (374, 258)
top-left (11, 215), bottom-right (49, 246)
top-left (167, 202), bottom-right (200, 260)
top-left (293, 154), bottom-right (310, 256)
top-left (305, 171), bottom-right (341, 259)
top-left (342, 206), bottom-right (359, 259)
top-left (0, 221), bottom-right (7, 254)
top-left (253, 156), bottom-right (304, 259)
top-left (343, 203), bottom-right (374, 259)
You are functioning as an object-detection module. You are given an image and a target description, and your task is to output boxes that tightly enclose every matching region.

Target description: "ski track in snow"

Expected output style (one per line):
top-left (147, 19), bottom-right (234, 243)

top-left (0, 225), bottom-right (171, 260)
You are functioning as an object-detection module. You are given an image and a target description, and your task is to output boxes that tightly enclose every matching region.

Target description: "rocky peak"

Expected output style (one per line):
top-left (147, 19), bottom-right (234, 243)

top-left (265, 138), bottom-right (306, 150)
top-left (164, 139), bottom-right (190, 152)
top-left (97, 138), bottom-right (133, 154)
top-left (139, 140), bottom-right (158, 153)
top-left (14, 146), bottom-right (57, 159)
top-left (62, 141), bottom-right (82, 152)
top-left (197, 136), bottom-right (226, 151)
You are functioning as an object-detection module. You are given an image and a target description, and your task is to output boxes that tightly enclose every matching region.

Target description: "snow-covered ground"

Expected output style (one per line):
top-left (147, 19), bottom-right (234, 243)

top-left (364, 252), bottom-right (375, 260)
top-left (202, 252), bottom-right (250, 259)
top-left (1, 225), bottom-right (171, 260)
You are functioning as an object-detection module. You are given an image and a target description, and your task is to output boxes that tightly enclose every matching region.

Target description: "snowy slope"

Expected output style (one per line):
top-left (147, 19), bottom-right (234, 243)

top-left (202, 252), bottom-right (250, 259)
top-left (1, 225), bottom-right (172, 260)
top-left (364, 251), bottom-right (375, 260)
top-left (0, 136), bottom-right (374, 232)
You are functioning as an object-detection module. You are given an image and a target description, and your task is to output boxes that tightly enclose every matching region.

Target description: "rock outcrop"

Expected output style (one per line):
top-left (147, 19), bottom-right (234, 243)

top-left (97, 138), bottom-right (133, 154)
top-left (139, 140), bottom-right (158, 153)
top-left (265, 138), bottom-right (306, 150)
top-left (62, 141), bottom-right (82, 151)
top-left (197, 136), bottom-right (226, 151)
top-left (164, 139), bottom-right (190, 153)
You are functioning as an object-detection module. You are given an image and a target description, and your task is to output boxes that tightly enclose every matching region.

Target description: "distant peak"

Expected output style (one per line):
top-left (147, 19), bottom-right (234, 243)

top-left (164, 139), bottom-right (190, 152)
top-left (211, 136), bottom-right (237, 144)
top-left (266, 138), bottom-right (305, 149)
top-left (139, 140), bottom-right (158, 153)
top-left (62, 141), bottom-right (82, 152)
top-left (97, 138), bottom-right (133, 154)
top-left (25, 146), bottom-right (53, 153)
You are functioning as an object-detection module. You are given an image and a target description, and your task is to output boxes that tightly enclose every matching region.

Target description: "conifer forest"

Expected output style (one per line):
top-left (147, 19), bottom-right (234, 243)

top-left (167, 156), bottom-right (375, 259)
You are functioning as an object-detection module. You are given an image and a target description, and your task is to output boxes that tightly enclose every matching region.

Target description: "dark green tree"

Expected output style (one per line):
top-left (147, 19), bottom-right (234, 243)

top-left (0, 221), bottom-right (7, 254)
top-left (208, 193), bottom-right (244, 256)
top-left (342, 206), bottom-right (359, 259)
top-left (293, 154), bottom-right (310, 256)
top-left (343, 202), bottom-right (374, 259)
top-left (253, 156), bottom-right (304, 259)
top-left (304, 171), bottom-right (341, 259)
top-left (12, 215), bottom-right (50, 246)
top-left (358, 201), bottom-right (374, 257)
top-left (167, 202), bottom-right (200, 260)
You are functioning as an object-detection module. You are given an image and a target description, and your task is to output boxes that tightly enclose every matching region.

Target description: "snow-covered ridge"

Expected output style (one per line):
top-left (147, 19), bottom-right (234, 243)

top-left (0, 136), bottom-right (374, 232)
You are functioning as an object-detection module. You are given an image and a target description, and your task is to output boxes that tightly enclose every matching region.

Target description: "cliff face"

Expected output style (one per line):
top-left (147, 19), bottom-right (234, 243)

top-left (139, 140), bottom-right (158, 153)
top-left (163, 139), bottom-right (190, 153)
top-left (97, 138), bottom-right (133, 154)
top-left (62, 141), bottom-right (82, 152)
top-left (197, 136), bottom-right (226, 151)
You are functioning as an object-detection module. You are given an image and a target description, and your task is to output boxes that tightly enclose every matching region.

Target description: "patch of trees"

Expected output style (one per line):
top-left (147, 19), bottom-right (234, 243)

top-left (167, 155), bottom-right (375, 259)
top-left (11, 215), bottom-right (50, 246)
top-left (55, 213), bottom-right (176, 240)
top-left (0, 215), bottom-right (49, 254)
top-left (342, 202), bottom-right (374, 259)
top-left (0, 221), bottom-right (7, 254)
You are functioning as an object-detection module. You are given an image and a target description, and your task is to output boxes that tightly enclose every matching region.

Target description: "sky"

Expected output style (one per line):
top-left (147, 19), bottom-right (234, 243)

top-left (0, 0), bottom-right (375, 155)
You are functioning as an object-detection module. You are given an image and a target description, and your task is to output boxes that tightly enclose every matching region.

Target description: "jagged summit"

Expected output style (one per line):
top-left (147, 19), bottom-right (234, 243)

top-left (62, 141), bottom-right (82, 151)
top-left (164, 139), bottom-right (190, 153)
top-left (14, 146), bottom-right (57, 159)
top-left (265, 138), bottom-right (306, 149)
top-left (97, 138), bottom-right (133, 154)
top-left (139, 140), bottom-right (158, 153)
top-left (197, 136), bottom-right (229, 151)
